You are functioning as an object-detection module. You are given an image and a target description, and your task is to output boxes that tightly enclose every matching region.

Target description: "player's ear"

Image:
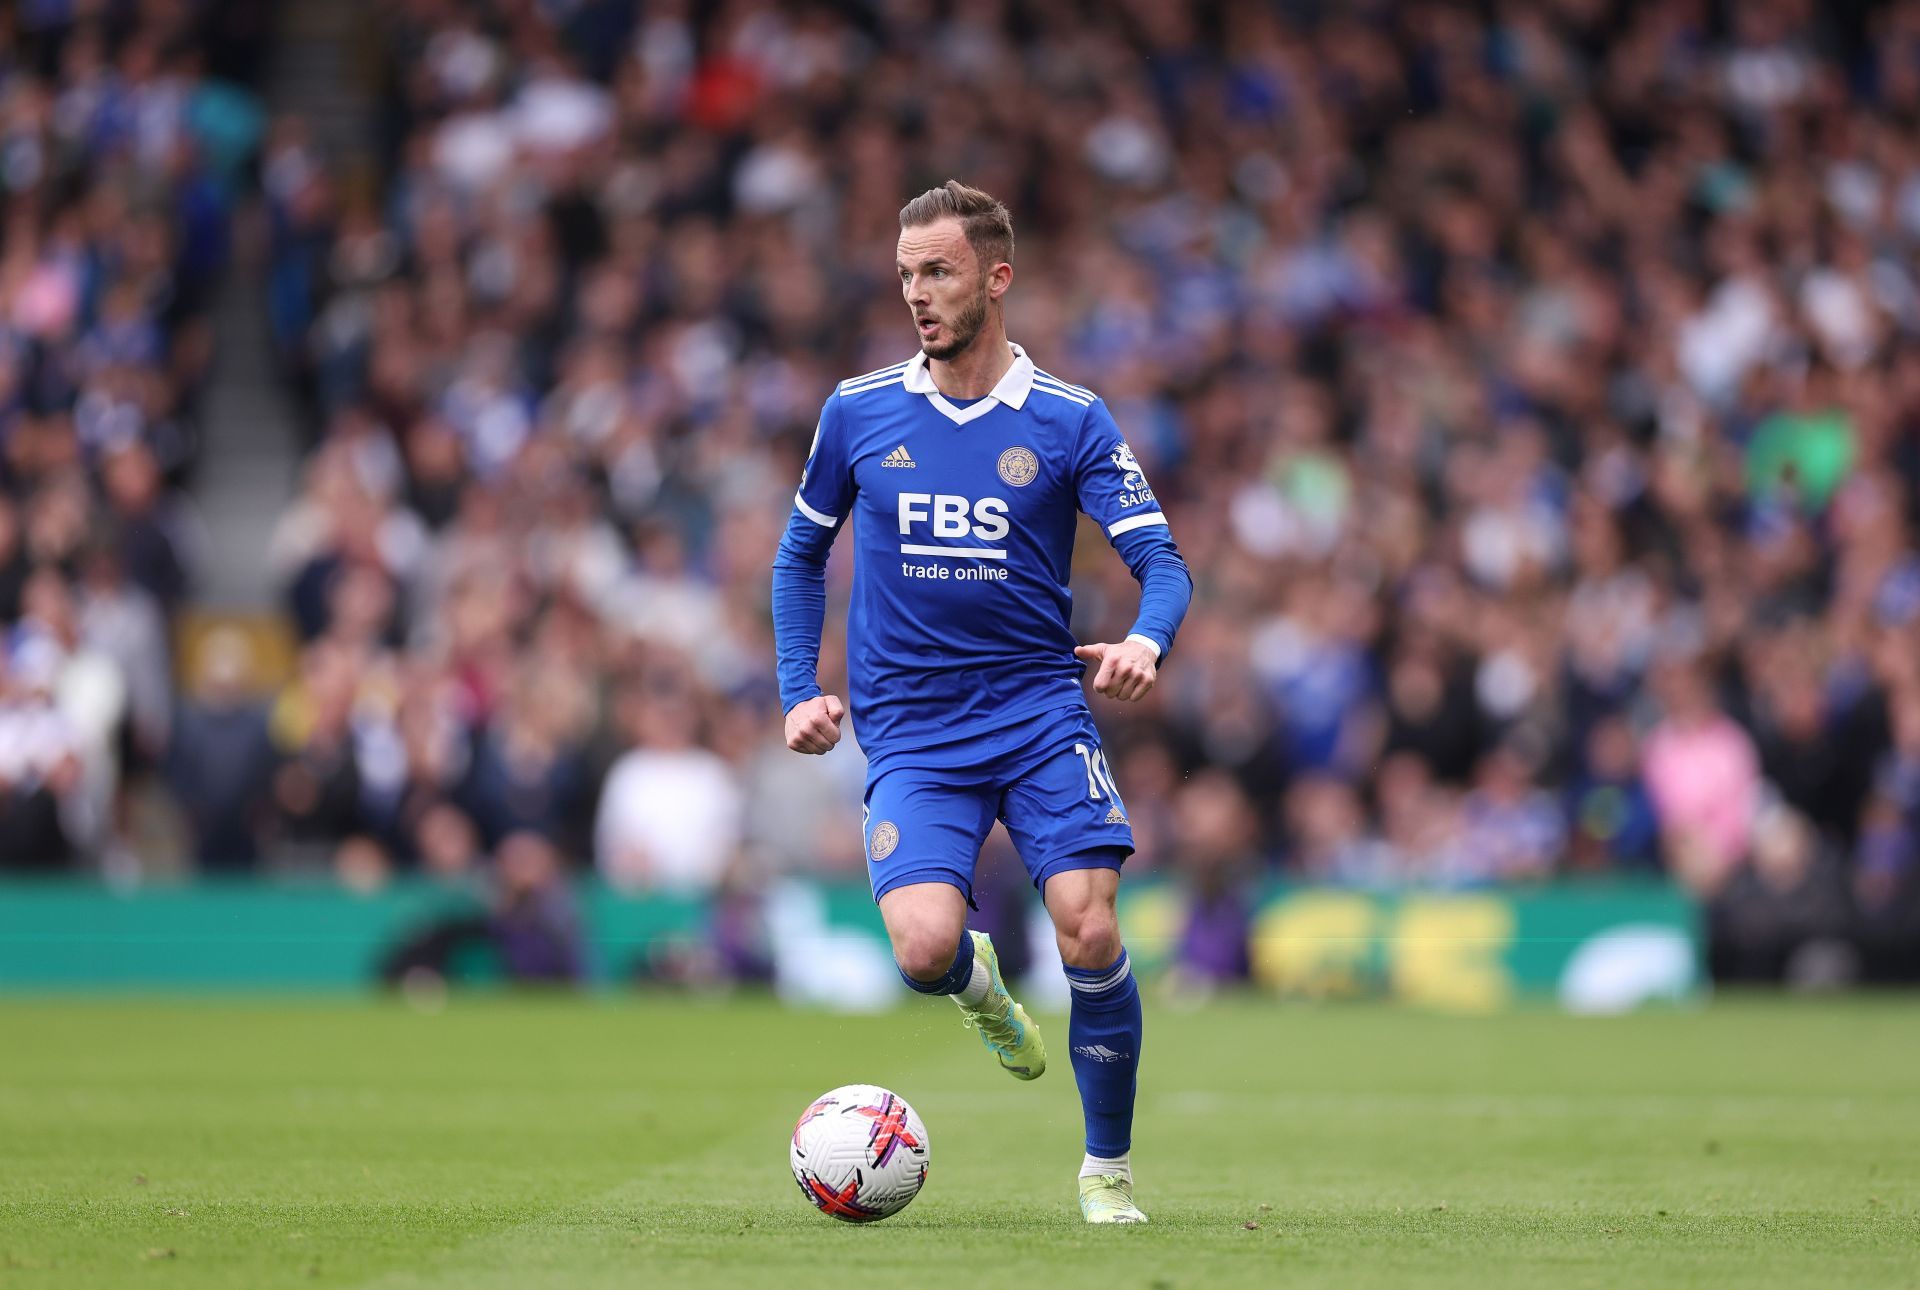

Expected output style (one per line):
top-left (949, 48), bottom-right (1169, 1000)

top-left (986, 259), bottom-right (1012, 302)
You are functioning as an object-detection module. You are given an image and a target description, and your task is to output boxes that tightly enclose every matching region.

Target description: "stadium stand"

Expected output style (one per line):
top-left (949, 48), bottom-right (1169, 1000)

top-left (6, 0), bottom-right (1920, 983)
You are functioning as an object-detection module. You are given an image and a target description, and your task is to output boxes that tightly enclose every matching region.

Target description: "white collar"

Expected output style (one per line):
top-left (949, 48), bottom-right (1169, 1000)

top-left (902, 341), bottom-right (1034, 425)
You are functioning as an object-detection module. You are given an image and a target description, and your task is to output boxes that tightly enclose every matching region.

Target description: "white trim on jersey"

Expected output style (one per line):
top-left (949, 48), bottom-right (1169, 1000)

top-left (843, 359), bottom-right (912, 388)
top-left (1107, 512), bottom-right (1167, 537)
top-left (793, 492), bottom-right (838, 526)
top-left (840, 373), bottom-right (907, 398)
top-left (1033, 369), bottom-right (1094, 399)
top-left (901, 341), bottom-right (1036, 422)
top-left (924, 392), bottom-right (999, 425)
top-left (1033, 375), bottom-right (1095, 405)
top-left (1031, 381), bottom-right (1093, 407)
top-left (899, 543), bottom-right (1008, 560)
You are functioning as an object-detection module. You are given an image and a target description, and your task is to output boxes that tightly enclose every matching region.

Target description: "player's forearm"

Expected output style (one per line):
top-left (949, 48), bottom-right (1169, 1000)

top-left (1108, 526), bottom-right (1191, 659)
top-left (1121, 546), bottom-right (1191, 661)
top-left (773, 489), bottom-right (845, 711)
top-left (771, 543), bottom-right (829, 712)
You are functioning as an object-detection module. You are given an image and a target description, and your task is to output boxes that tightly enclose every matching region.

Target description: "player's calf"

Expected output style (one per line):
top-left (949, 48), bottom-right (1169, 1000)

top-left (1046, 868), bottom-right (1145, 1222)
top-left (1064, 947), bottom-right (1146, 1221)
top-left (879, 884), bottom-right (1047, 1079)
top-left (898, 930), bottom-right (1048, 1081)
top-left (950, 930), bottom-right (1047, 1079)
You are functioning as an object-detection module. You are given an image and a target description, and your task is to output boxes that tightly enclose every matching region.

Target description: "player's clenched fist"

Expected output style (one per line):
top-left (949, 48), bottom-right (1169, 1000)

top-left (1074, 640), bottom-right (1157, 702)
top-left (785, 694), bottom-right (846, 754)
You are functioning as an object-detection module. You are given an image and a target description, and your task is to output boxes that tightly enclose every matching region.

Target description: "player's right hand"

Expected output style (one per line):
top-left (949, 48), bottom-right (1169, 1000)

top-left (785, 694), bottom-right (845, 754)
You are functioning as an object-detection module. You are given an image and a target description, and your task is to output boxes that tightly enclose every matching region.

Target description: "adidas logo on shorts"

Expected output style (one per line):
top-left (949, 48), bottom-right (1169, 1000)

top-left (882, 445), bottom-right (916, 467)
top-left (1105, 804), bottom-right (1127, 824)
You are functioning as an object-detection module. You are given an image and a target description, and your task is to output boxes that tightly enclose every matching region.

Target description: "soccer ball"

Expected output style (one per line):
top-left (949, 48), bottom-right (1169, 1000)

top-left (789, 1084), bottom-right (929, 1222)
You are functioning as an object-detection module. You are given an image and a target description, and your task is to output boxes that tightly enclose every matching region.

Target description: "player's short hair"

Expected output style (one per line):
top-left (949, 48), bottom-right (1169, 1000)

top-left (899, 180), bottom-right (1014, 271)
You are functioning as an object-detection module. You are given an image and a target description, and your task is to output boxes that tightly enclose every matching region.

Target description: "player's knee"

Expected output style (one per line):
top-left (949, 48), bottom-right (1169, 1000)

top-left (891, 923), bottom-right (963, 982)
top-left (1053, 904), bottom-right (1121, 969)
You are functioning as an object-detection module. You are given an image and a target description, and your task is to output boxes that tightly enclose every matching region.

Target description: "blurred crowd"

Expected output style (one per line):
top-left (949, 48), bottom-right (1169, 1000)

top-left (0, 2), bottom-right (260, 870)
top-left (8, 0), bottom-right (1920, 985)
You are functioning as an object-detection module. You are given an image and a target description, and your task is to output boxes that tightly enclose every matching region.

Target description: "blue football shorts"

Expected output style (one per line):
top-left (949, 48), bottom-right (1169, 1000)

top-left (861, 706), bottom-right (1134, 905)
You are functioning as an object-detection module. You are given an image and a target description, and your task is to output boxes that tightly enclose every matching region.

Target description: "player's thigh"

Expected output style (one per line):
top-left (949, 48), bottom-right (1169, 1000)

top-left (998, 720), bottom-right (1134, 896)
top-left (863, 764), bottom-right (998, 915)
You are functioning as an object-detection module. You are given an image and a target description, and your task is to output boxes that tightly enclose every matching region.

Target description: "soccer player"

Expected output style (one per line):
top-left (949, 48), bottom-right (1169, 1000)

top-left (771, 181), bottom-right (1191, 1224)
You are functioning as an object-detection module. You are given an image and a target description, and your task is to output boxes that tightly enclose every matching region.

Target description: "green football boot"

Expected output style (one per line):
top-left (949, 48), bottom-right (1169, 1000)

top-left (953, 930), bottom-right (1046, 1080)
top-left (1078, 1173), bottom-right (1149, 1224)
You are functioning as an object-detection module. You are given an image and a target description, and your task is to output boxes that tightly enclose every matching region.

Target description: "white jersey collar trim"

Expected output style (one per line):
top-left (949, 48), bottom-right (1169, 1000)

top-left (902, 342), bottom-right (1035, 423)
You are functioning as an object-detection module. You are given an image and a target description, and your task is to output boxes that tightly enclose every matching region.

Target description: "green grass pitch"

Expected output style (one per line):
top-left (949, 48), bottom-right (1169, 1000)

top-left (2, 994), bottom-right (1916, 1289)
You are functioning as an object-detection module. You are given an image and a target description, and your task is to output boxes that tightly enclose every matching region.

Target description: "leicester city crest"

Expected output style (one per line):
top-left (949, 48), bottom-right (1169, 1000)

top-left (998, 445), bottom-right (1039, 487)
top-left (869, 820), bottom-right (900, 861)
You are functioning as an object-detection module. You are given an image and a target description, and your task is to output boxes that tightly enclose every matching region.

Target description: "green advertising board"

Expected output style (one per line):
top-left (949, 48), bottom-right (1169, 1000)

top-left (0, 879), bottom-right (1699, 1011)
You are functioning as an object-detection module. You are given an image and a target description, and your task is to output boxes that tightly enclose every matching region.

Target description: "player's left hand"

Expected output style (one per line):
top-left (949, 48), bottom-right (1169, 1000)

top-left (1074, 640), bottom-right (1157, 702)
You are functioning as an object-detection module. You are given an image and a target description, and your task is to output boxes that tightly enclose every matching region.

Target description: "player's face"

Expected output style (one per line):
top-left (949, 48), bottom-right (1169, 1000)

top-left (897, 219), bottom-right (991, 361)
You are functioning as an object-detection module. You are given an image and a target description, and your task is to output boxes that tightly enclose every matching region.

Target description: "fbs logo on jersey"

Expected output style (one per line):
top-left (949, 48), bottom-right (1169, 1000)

top-left (883, 445), bottom-right (916, 467)
top-left (897, 493), bottom-right (1011, 544)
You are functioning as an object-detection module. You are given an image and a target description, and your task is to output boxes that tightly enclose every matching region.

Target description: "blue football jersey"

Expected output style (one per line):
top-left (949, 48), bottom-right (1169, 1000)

top-left (772, 343), bottom-right (1190, 766)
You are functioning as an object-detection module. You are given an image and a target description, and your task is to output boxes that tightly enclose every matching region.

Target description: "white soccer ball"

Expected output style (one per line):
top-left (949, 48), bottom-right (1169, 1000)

top-left (789, 1084), bottom-right (930, 1222)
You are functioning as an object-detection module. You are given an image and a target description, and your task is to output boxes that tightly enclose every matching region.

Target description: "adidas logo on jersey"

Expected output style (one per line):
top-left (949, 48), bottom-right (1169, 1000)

top-left (883, 445), bottom-right (916, 467)
top-left (1105, 804), bottom-right (1127, 824)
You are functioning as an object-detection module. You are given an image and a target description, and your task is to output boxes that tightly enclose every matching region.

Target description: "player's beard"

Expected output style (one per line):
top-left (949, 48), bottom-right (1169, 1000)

top-left (920, 282), bottom-right (990, 361)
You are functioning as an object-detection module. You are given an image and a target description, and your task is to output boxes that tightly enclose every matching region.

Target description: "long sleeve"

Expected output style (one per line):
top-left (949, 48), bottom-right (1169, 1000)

top-left (1071, 399), bottom-right (1191, 660)
top-left (1108, 522), bottom-right (1192, 659)
top-left (772, 398), bottom-right (855, 713)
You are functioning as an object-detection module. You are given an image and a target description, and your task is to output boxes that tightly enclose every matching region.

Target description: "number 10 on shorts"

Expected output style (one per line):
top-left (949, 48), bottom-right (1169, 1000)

top-left (1072, 743), bottom-right (1119, 802)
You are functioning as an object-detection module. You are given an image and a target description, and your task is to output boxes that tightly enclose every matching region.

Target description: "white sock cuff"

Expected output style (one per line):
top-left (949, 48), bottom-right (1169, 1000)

top-left (952, 955), bottom-right (993, 1007)
top-left (1066, 951), bottom-right (1131, 995)
top-left (1079, 1151), bottom-right (1131, 1182)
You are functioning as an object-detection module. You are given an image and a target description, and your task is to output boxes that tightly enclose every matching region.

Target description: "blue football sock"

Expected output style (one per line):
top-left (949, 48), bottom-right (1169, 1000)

top-left (898, 926), bottom-right (975, 995)
top-left (1064, 948), bottom-right (1141, 1157)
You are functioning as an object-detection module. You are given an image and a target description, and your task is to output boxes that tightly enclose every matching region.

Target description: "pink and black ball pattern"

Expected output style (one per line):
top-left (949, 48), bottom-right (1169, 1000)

top-left (788, 1084), bottom-right (930, 1222)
